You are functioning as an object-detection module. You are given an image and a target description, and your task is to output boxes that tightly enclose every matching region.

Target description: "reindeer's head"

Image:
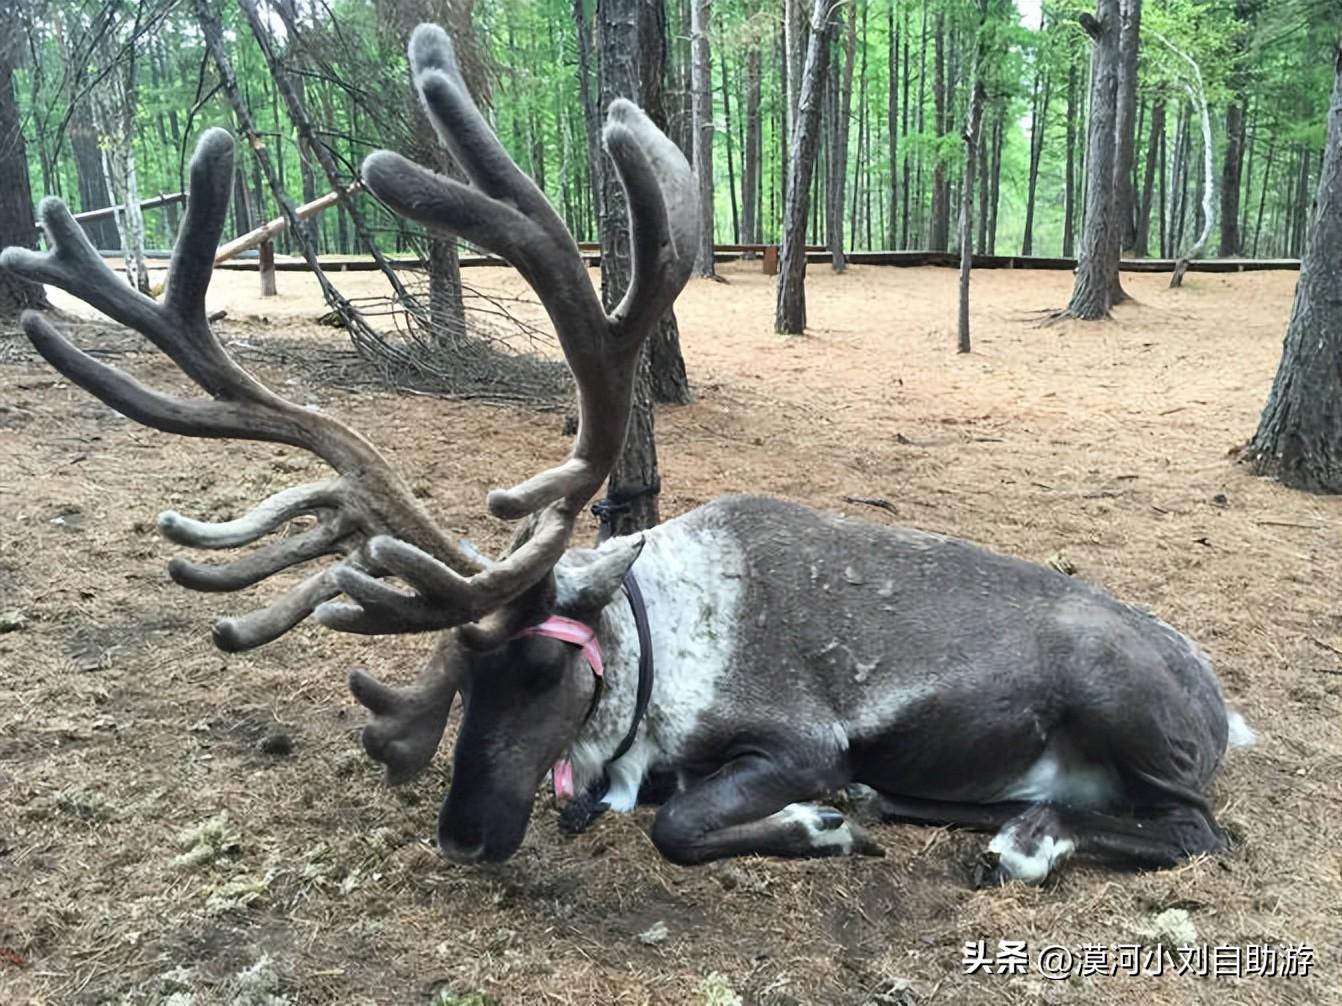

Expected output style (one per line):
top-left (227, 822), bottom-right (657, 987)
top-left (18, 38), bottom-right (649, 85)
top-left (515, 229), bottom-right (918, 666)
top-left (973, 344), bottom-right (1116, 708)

top-left (0, 24), bottom-right (696, 865)
top-left (351, 536), bottom-right (645, 863)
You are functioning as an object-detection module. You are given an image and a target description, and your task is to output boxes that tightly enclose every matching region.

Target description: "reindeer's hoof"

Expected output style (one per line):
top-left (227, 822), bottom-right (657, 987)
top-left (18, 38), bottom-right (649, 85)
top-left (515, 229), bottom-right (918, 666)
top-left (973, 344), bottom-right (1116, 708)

top-left (972, 850), bottom-right (1009, 889)
top-left (846, 818), bottom-right (885, 857)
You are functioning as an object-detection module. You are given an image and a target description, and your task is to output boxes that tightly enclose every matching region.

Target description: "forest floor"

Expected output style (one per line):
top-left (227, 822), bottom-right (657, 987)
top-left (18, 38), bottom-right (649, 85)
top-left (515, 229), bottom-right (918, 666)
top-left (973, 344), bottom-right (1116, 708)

top-left (2, 261), bottom-right (1339, 1005)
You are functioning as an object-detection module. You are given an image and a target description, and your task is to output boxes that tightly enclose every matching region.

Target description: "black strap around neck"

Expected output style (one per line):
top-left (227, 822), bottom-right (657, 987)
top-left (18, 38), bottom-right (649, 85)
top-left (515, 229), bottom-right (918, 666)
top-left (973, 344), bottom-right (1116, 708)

top-left (593, 490), bottom-right (655, 763)
top-left (556, 495), bottom-right (657, 834)
top-left (609, 569), bottom-right (653, 763)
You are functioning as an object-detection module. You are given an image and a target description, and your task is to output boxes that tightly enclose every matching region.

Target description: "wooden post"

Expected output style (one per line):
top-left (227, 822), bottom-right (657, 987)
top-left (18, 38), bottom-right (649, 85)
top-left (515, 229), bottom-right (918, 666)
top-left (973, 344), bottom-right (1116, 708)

top-left (763, 243), bottom-right (779, 275)
top-left (258, 238), bottom-right (277, 296)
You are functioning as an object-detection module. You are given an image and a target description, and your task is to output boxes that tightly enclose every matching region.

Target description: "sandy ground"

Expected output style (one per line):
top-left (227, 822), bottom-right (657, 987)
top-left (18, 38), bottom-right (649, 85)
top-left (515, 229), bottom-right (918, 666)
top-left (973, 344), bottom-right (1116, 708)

top-left (2, 260), bottom-right (1340, 1005)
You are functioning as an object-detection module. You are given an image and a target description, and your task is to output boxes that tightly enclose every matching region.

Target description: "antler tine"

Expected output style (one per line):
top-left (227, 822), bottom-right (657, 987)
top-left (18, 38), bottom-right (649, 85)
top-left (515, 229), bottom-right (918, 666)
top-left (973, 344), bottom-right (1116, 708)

top-left (360, 26), bottom-right (698, 533)
top-left (163, 128), bottom-right (235, 324)
top-left (1, 128), bottom-right (514, 649)
top-left (603, 99), bottom-right (699, 340)
top-left (483, 100), bottom-right (698, 520)
top-left (212, 569), bottom-right (343, 653)
top-left (2, 22), bottom-right (700, 653)
top-left (406, 26), bottom-right (540, 206)
top-left (159, 482), bottom-right (341, 548)
top-left (167, 518), bottom-right (351, 593)
top-left (5, 130), bottom-right (257, 401)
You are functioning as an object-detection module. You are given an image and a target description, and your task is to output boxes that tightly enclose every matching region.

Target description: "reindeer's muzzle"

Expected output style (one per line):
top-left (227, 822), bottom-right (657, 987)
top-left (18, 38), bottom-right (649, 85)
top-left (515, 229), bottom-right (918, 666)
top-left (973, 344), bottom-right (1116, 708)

top-left (436, 788), bottom-right (532, 864)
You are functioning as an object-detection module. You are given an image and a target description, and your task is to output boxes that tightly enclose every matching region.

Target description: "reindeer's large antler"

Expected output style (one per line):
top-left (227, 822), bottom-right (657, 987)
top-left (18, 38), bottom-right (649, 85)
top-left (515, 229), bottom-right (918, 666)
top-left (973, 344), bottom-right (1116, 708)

top-left (0, 23), bottom-right (696, 653)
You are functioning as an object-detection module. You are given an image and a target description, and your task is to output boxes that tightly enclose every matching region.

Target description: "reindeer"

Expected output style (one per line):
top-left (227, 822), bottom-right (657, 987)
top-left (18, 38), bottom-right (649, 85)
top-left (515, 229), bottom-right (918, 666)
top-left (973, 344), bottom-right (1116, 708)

top-left (2, 26), bottom-right (1250, 884)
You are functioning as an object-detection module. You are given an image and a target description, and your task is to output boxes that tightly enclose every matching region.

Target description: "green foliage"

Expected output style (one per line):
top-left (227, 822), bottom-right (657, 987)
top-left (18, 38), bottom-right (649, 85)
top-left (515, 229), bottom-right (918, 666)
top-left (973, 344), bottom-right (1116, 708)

top-left (8, 0), bottom-right (1331, 261)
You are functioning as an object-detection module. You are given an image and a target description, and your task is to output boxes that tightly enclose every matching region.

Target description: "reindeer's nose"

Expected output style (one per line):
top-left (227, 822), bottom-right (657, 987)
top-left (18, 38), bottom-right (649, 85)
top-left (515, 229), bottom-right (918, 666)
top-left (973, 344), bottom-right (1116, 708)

top-left (437, 797), bottom-right (490, 864)
top-left (435, 833), bottom-right (486, 865)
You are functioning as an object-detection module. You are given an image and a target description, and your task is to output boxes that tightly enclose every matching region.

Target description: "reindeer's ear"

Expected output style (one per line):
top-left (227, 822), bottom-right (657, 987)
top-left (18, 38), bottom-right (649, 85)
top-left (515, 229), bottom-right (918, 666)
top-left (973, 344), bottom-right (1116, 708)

top-left (554, 537), bottom-right (644, 614)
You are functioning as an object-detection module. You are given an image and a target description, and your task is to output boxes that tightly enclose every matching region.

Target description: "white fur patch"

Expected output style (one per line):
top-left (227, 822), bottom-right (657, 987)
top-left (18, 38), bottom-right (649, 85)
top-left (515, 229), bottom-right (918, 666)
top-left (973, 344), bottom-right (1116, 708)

top-left (988, 827), bottom-right (1075, 884)
top-left (770, 803), bottom-right (855, 853)
top-left (601, 744), bottom-right (650, 813)
top-left (565, 521), bottom-right (745, 806)
top-left (998, 737), bottom-right (1122, 809)
top-left (1226, 709), bottom-right (1257, 749)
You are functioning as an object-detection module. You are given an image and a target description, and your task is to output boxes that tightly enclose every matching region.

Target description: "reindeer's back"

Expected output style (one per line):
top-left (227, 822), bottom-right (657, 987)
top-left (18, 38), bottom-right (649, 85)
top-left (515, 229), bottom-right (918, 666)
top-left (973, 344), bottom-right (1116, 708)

top-left (661, 496), bottom-right (1225, 765)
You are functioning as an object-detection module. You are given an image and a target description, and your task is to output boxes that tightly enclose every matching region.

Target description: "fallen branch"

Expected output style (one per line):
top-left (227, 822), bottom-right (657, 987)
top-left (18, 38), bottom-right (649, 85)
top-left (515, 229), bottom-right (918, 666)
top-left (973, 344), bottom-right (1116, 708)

top-left (213, 184), bottom-right (360, 265)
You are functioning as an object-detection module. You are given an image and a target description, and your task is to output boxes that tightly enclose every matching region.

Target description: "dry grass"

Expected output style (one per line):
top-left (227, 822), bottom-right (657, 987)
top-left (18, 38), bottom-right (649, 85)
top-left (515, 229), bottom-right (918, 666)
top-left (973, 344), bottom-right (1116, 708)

top-left (2, 262), bottom-right (1339, 1004)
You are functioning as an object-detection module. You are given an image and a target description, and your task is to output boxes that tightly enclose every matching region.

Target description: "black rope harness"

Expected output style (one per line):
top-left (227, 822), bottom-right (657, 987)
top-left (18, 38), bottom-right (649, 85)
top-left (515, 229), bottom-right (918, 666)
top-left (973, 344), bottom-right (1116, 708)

top-left (557, 483), bottom-right (659, 834)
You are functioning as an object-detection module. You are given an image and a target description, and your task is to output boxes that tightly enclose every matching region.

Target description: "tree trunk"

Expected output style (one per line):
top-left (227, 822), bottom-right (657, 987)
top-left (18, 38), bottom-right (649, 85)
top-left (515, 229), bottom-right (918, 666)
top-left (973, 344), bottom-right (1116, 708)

top-left (784, 0), bottom-right (803, 124)
top-left (901, 2), bottom-right (913, 248)
top-left (778, 26), bottom-right (790, 207)
top-left (1134, 97), bottom-right (1163, 256)
top-left (1238, 99), bottom-right (1256, 246)
top-left (988, 105), bottom-right (1003, 253)
top-left (828, 2), bottom-right (856, 271)
top-left (294, 73), bottom-right (319, 252)
top-left (674, 0), bottom-right (693, 156)
top-left (913, 0), bottom-right (928, 247)
top-left (690, 0), bottom-right (715, 276)
top-left (1021, 67), bottom-right (1050, 255)
top-left (775, 0), bottom-right (836, 335)
top-left (742, 45), bottom-right (761, 246)
top-left (1247, 44), bottom-right (1342, 493)
top-left (1290, 147), bottom-right (1310, 257)
top-left (887, 2), bottom-right (898, 249)
top-left (929, 14), bottom-right (948, 250)
top-left (959, 36), bottom-right (986, 354)
top-left (573, 0), bottom-right (605, 230)
top-left (1219, 0), bottom-right (1256, 257)
top-left (638, 0), bottom-right (692, 406)
top-left (720, 48), bottom-right (739, 242)
top-left (1063, 0), bottom-right (1120, 319)
top-left (1171, 83), bottom-right (1214, 285)
top-left (1157, 112), bottom-right (1167, 256)
top-left (1168, 101), bottom-right (1189, 257)
top-left (1109, 0), bottom-right (1140, 303)
top-left (976, 121), bottom-right (989, 254)
top-left (1220, 102), bottom-right (1245, 256)
top-left (1063, 61), bottom-right (1078, 258)
top-left (1251, 141), bottom-right (1274, 256)
top-left (69, 100), bottom-right (119, 250)
top-left (852, 4), bottom-right (868, 251)
top-left (597, 0), bottom-right (661, 534)
top-left (0, 30), bottom-right (48, 317)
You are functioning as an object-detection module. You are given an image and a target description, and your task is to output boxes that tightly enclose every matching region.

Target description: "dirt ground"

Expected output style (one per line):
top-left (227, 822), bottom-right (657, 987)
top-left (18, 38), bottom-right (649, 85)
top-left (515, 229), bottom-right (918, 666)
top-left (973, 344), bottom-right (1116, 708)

top-left (1, 260), bottom-right (1339, 1005)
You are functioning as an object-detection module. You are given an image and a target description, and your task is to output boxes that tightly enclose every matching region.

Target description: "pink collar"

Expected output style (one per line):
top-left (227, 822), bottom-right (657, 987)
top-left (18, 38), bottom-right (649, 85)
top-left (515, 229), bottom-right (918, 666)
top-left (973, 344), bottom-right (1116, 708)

top-left (513, 616), bottom-right (603, 799)
top-left (513, 615), bottom-right (603, 678)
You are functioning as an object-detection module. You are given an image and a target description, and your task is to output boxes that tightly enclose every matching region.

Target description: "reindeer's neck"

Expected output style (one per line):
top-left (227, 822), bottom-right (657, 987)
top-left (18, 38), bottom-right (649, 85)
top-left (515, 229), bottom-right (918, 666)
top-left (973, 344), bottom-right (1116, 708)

top-left (567, 514), bottom-right (747, 811)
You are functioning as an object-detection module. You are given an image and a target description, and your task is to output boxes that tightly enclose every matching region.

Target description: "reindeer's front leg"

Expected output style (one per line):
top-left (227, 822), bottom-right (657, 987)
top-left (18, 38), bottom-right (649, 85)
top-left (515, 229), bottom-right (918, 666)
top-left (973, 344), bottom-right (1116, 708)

top-left (649, 751), bottom-right (883, 864)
